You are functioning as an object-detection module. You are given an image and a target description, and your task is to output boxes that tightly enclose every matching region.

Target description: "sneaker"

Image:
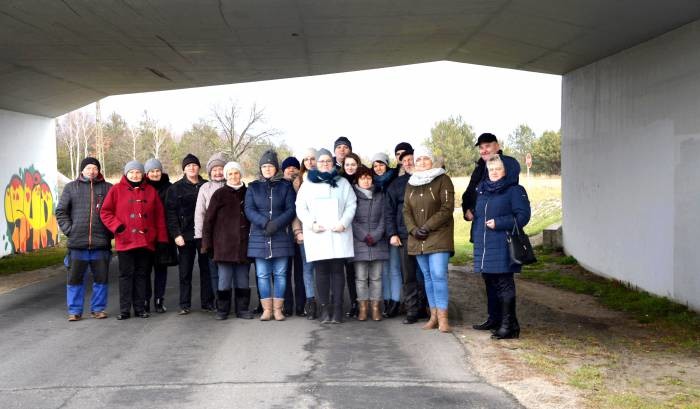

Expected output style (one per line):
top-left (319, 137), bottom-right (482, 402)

top-left (178, 308), bottom-right (191, 315)
top-left (202, 305), bottom-right (216, 312)
top-left (68, 314), bottom-right (82, 322)
top-left (90, 311), bottom-right (108, 319)
top-left (136, 311), bottom-right (150, 318)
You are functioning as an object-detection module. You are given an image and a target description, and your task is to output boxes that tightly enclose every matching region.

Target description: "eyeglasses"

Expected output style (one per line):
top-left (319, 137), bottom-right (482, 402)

top-left (317, 159), bottom-right (333, 164)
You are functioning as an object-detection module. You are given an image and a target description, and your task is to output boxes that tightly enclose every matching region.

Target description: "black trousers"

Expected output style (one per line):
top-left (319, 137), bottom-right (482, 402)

top-left (117, 248), bottom-right (153, 314)
top-left (178, 240), bottom-right (214, 309)
top-left (400, 242), bottom-right (427, 315)
top-left (285, 247), bottom-right (306, 311)
top-left (145, 263), bottom-right (168, 301)
top-left (483, 273), bottom-right (515, 321)
top-left (344, 260), bottom-right (357, 302)
top-left (315, 259), bottom-right (345, 307)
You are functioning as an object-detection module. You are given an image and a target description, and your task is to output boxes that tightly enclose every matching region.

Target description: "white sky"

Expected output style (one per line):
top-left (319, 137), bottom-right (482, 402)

top-left (99, 61), bottom-right (561, 158)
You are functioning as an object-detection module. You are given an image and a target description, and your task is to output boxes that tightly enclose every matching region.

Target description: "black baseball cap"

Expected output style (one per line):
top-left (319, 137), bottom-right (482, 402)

top-left (475, 133), bottom-right (498, 146)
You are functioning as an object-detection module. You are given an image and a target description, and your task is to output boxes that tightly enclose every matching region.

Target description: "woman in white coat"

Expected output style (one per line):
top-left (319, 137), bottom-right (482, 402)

top-left (296, 148), bottom-right (357, 324)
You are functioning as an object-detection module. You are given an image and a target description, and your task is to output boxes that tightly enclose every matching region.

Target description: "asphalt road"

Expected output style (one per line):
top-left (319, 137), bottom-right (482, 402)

top-left (0, 261), bottom-right (522, 409)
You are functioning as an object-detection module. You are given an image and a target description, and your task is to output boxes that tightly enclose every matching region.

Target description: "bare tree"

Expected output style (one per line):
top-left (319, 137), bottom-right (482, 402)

top-left (128, 126), bottom-right (139, 161)
top-left (211, 100), bottom-right (279, 161)
top-left (140, 111), bottom-right (167, 159)
top-left (95, 100), bottom-right (105, 167)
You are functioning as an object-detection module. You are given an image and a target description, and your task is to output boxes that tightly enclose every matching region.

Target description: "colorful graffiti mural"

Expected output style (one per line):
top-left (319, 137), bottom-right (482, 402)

top-left (4, 165), bottom-right (58, 253)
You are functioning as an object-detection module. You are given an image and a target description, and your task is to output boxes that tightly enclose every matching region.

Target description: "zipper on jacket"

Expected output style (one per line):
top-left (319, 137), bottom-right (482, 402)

top-left (480, 200), bottom-right (488, 272)
top-left (429, 186), bottom-right (435, 201)
top-left (268, 184), bottom-right (273, 259)
top-left (88, 180), bottom-right (93, 249)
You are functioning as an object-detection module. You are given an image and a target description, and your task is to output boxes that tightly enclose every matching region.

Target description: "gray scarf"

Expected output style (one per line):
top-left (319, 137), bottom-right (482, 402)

top-left (408, 168), bottom-right (446, 186)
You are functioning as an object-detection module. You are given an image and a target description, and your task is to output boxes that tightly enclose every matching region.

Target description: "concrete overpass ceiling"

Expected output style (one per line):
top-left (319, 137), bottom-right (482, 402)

top-left (1, 0), bottom-right (699, 117)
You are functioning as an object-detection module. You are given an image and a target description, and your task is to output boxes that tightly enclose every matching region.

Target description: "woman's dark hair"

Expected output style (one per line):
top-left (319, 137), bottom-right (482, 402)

top-left (354, 165), bottom-right (373, 182)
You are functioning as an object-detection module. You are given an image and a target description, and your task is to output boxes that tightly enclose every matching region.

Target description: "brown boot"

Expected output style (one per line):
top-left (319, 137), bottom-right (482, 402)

top-left (357, 300), bottom-right (369, 321)
top-left (272, 298), bottom-right (286, 321)
top-left (422, 308), bottom-right (438, 330)
top-left (260, 298), bottom-right (273, 321)
top-left (437, 309), bottom-right (451, 333)
top-left (371, 301), bottom-right (382, 321)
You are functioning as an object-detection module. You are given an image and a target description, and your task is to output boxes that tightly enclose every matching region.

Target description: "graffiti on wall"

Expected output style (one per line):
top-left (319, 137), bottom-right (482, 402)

top-left (3, 165), bottom-right (58, 253)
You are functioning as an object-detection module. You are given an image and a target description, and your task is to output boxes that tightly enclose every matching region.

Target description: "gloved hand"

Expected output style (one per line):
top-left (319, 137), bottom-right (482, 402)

top-left (264, 220), bottom-right (278, 236)
top-left (365, 234), bottom-right (376, 246)
top-left (414, 227), bottom-right (429, 240)
top-left (115, 224), bottom-right (126, 234)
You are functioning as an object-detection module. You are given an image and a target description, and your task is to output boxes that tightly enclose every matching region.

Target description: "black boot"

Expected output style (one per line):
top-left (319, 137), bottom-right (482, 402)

top-left (144, 299), bottom-right (151, 314)
top-left (492, 298), bottom-right (520, 339)
top-left (382, 300), bottom-right (393, 318)
top-left (345, 301), bottom-right (358, 318)
top-left (235, 288), bottom-right (255, 319)
top-left (473, 318), bottom-right (500, 331)
top-left (154, 298), bottom-right (166, 313)
top-left (304, 298), bottom-right (317, 320)
top-left (331, 303), bottom-right (344, 324)
top-left (319, 304), bottom-right (333, 324)
top-left (216, 289), bottom-right (232, 320)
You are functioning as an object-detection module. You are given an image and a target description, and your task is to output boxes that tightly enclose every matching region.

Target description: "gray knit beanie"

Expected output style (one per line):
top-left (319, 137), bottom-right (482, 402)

top-left (144, 158), bottom-right (163, 173)
top-left (316, 148), bottom-right (333, 162)
top-left (206, 152), bottom-right (227, 174)
top-left (124, 160), bottom-right (145, 176)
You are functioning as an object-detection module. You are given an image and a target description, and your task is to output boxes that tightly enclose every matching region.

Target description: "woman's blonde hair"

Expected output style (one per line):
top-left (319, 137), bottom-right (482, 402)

top-left (486, 155), bottom-right (506, 173)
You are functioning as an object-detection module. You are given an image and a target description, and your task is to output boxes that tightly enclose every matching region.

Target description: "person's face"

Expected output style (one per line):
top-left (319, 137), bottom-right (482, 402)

top-left (415, 156), bottom-right (433, 172)
top-left (127, 169), bottom-right (143, 183)
top-left (479, 142), bottom-right (500, 161)
top-left (373, 161), bottom-right (387, 176)
top-left (226, 168), bottom-right (241, 185)
top-left (317, 155), bottom-right (334, 172)
top-left (210, 165), bottom-right (224, 181)
top-left (344, 158), bottom-right (358, 175)
top-left (358, 174), bottom-right (373, 190)
top-left (334, 144), bottom-right (350, 161)
top-left (283, 166), bottom-right (299, 180)
top-left (401, 155), bottom-right (414, 174)
top-left (488, 163), bottom-right (506, 182)
top-left (147, 168), bottom-right (162, 181)
top-left (82, 164), bottom-right (98, 180)
top-left (184, 163), bottom-right (200, 178)
top-left (260, 164), bottom-right (277, 178)
top-left (303, 155), bottom-right (316, 170)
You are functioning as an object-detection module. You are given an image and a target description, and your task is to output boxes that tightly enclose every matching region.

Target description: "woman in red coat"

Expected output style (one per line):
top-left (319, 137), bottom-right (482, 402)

top-left (101, 161), bottom-right (169, 320)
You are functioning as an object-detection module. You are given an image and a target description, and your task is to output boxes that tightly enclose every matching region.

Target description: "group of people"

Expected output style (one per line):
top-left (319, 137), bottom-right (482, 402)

top-left (55, 133), bottom-right (530, 340)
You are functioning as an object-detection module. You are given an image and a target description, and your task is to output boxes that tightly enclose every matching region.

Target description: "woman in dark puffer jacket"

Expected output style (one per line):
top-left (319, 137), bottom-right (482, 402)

top-left (472, 155), bottom-right (531, 339)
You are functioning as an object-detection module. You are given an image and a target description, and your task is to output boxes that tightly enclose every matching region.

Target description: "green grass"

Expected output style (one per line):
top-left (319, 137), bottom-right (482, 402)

top-left (521, 248), bottom-right (700, 345)
top-left (0, 246), bottom-right (66, 276)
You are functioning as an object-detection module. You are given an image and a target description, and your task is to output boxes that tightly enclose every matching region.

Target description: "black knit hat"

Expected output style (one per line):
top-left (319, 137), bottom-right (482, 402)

top-left (80, 157), bottom-right (101, 172)
top-left (394, 142), bottom-right (413, 155)
top-left (334, 136), bottom-right (352, 151)
top-left (181, 153), bottom-right (201, 170)
top-left (475, 133), bottom-right (498, 146)
top-left (281, 156), bottom-right (300, 170)
top-left (259, 149), bottom-right (279, 170)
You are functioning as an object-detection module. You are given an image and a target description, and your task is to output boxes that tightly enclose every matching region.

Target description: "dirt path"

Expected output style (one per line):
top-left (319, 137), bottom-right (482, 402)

top-left (449, 264), bottom-right (700, 409)
top-left (0, 265), bottom-right (64, 295)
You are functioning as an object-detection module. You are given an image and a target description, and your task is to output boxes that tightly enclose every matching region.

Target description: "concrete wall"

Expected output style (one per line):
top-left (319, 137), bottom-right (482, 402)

top-left (562, 20), bottom-right (700, 311)
top-left (0, 109), bottom-right (58, 257)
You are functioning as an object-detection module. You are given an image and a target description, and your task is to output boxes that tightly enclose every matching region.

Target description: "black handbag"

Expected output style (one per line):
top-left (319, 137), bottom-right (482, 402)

top-left (506, 218), bottom-right (537, 265)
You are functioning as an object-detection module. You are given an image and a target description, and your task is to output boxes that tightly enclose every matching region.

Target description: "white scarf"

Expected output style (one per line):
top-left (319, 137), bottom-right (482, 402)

top-left (408, 168), bottom-right (446, 186)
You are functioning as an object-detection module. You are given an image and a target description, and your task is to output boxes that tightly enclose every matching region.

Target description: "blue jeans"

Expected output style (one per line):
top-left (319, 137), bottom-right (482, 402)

top-left (300, 243), bottom-right (315, 298)
top-left (383, 246), bottom-right (402, 301)
top-left (66, 249), bottom-right (110, 315)
top-left (416, 252), bottom-right (450, 310)
top-left (217, 263), bottom-right (250, 291)
top-left (255, 257), bottom-right (288, 299)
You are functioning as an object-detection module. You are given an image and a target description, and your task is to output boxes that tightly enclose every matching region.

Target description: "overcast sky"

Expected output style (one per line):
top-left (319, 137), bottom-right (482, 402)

top-left (99, 61), bottom-right (561, 158)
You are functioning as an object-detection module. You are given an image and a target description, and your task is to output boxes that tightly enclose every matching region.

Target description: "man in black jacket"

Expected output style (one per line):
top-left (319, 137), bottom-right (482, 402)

top-left (55, 157), bottom-right (113, 321)
top-left (461, 133), bottom-right (520, 331)
top-left (166, 154), bottom-right (213, 314)
top-left (385, 150), bottom-right (429, 324)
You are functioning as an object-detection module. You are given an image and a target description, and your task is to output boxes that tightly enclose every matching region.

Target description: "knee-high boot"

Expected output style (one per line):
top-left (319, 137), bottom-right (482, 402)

top-left (216, 290), bottom-right (232, 320)
top-left (492, 297), bottom-right (520, 339)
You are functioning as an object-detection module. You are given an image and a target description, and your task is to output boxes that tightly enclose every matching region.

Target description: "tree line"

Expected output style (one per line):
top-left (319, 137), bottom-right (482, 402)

top-left (56, 100), bottom-right (292, 179)
top-left (425, 116), bottom-right (561, 176)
